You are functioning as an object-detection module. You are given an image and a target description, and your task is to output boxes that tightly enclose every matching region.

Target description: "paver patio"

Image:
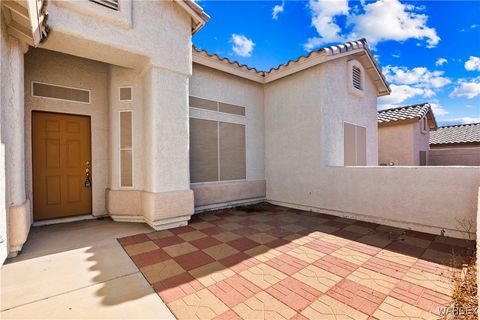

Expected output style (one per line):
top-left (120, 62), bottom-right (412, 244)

top-left (119, 203), bottom-right (474, 320)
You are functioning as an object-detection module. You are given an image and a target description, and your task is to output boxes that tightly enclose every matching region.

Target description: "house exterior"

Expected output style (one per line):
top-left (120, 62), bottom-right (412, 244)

top-left (2, 0), bottom-right (479, 267)
top-left (429, 123), bottom-right (480, 166)
top-left (377, 103), bottom-right (437, 166)
top-left (0, 0), bottom-right (391, 262)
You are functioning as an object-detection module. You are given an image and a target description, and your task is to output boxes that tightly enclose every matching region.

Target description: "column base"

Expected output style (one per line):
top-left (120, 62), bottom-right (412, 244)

top-left (8, 199), bottom-right (31, 257)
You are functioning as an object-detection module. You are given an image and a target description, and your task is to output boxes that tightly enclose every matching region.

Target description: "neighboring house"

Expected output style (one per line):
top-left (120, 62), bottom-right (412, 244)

top-left (429, 123), bottom-right (480, 166)
top-left (377, 103), bottom-right (437, 166)
top-left (0, 0), bottom-right (389, 261)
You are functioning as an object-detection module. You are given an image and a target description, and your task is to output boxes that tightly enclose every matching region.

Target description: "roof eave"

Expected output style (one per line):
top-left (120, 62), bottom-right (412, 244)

top-left (175, 0), bottom-right (210, 35)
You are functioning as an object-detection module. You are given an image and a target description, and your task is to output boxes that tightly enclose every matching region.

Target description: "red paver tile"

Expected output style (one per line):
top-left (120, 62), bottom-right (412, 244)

top-left (169, 225), bottom-right (196, 235)
top-left (190, 236), bottom-right (222, 250)
top-left (353, 220), bottom-right (378, 229)
top-left (289, 314), bottom-right (309, 320)
top-left (267, 228), bottom-right (294, 238)
top-left (266, 277), bottom-right (321, 312)
top-left (232, 227), bottom-right (259, 237)
top-left (390, 281), bottom-right (450, 315)
top-left (304, 239), bottom-right (341, 255)
top-left (201, 226), bottom-right (225, 236)
top-left (227, 238), bottom-right (259, 252)
top-left (327, 279), bottom-right (386, 315)
top-left (324, 220), bottom-right (349, 229)
top-left (219, 252), bottom-right (260, 273)
top-left (153, 272), bottom-right (204, 303)
top-left (386, 241), bottom-right (426, 258)
top-left (264, 238), bottom-right (290, 249)
top-left (117, 233), bottom-right (150, 246)
top-left (213, 310), bottom-right (242, 320)
top-left (428, 241), bottom-right (467, 255)
top-left (130, 248), bottom-right (170, 268)
top-left (208, 274), bottom-right (261, 307)
top-left (404, 230), bottom-right (436, 241)
top-left (264, 253), bottom-right (309, 275)
top-left (313, 254), bottom-right (357, 278)
top-left (174, 250), bottom-right (215, 271)
top-left (151, 235), bottom-right (184, 249)
top-left (345, 241), bottom-right (382, 256)
top-left (363, 256), bottom-right (410, 279)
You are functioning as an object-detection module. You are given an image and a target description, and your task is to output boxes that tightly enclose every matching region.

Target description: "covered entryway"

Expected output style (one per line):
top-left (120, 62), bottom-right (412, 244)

top-left (32, 111), bottom-right (92, 220)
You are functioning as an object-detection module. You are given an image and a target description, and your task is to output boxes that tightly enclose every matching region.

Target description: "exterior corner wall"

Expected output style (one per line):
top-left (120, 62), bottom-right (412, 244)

top-left (378, 123), bottom-right (416, 165)
top-left (412, 122), bottom-right (430, 165)
top-left (321, 57), bottom-right (379, 166)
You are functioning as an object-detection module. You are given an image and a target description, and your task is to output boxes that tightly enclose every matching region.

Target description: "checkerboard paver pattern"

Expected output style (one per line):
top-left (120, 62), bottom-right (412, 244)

top-left (118, 204), bottom-right (474, 319)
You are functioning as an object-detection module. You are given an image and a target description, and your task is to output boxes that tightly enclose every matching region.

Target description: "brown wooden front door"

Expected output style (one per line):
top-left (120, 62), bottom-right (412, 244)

top-left (32, 112), bottom-right (92, 220)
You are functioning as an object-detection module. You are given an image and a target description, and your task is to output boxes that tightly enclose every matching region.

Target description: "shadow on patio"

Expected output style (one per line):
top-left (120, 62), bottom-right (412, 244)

top-left (118, 203), bottom-right (475, 319)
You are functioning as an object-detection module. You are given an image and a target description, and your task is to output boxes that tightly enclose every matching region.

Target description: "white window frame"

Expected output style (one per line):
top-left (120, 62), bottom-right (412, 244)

top-left (188, 95), bottom-right (247, 185)
top-left (31, 81), bottom-right (91, 104)
top-left (347, 60), bottom-right (365, 98)
top-left (119, 110), bottom-right (134, 188)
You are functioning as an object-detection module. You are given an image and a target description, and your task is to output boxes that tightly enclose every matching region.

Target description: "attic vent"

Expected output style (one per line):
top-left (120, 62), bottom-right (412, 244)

top-left (90, 0), bottom-right (119, 10)
top-left (352, 66), bottom-right (362, 90)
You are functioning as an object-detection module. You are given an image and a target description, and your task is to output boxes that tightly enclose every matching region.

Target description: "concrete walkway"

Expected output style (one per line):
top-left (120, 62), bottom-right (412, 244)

top-left (1, 218), bottom-right (175, 319)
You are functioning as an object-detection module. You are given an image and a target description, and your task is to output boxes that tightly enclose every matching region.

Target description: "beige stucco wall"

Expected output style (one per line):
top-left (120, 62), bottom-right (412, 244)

top-left (268, 166), bottom-right (479, 239)
top-left (24, 48), bottom-right (109, 216)
top-left (43, 0), bottom-right (192, 74)
top-left (378, 121), bottom-right (429, 166)
top-left (188, 63), bottom-right (266, 207)
top-left (429, 146), bottom-right (480, 166)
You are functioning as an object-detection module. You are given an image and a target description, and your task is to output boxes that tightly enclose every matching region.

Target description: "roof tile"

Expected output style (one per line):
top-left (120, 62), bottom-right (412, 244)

top-left (430, 123), bottom-right (480, 145)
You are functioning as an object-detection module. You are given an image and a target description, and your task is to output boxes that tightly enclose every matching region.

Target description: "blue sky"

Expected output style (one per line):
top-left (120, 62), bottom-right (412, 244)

top-left (193, 0), bottom-right (480, 125)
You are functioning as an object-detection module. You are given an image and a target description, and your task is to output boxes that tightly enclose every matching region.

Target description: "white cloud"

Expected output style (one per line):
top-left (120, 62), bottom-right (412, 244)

top-left (272, 2), bottom-right (284, 20)
top-left (349, 0), bottom-right (440, 48)
top-left (378, 84), bottom-right (425, 105)
top-left (231, 34), bottom-right (255, 57)
top-left (429, 102), bottom-right (449, 116)
top-left (435, 58), bottom-right (447, 66)
top-left (449, 77), bottom-right (480, 99)
top-left (382, 66), bottom-right (451, 88)
top-left (304, 0), bottom-right (439, 50)
top-left (304, 0), bottom-right (348, 50)
top-left (465, 56), bottom-right (480, 71)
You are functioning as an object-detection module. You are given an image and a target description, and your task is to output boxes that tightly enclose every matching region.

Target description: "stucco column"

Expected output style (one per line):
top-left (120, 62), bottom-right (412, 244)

top-left (0, 36), bottom-right (30, 256)
top-left (140, 66), bottom-right (193, 229)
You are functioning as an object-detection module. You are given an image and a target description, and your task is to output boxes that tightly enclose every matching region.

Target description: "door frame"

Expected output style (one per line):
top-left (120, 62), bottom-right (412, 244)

top-left (31, 110), bottom-right (93, 221)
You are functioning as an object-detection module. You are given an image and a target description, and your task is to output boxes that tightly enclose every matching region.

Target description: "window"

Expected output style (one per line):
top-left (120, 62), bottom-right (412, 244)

top-left (344, 122), bottom-right (367, 166)
top-left (119, 111), bottom-right (133, 187)
top-left (347, 60), bottom-right (365, 97)
top-left (90, 0), bottom-right (119, 10)
top-left (119, 87), bottom-right (132, 101)
top-left (421, 117), bottom-right (428, 134)
top-left (189, 96), bottom-right (246, 183)
top-left (32, 81), bottom-right (90, 104)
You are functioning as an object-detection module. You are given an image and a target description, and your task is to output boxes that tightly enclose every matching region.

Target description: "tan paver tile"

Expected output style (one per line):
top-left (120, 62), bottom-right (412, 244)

top-left (191, 221), bottom-right (216, 230)
top-left (219, 222), bottom-right (244, 231)
top-left (168, 288), bottom-right (229, 320)
top-left (213, 232), bottom-right (242, 243)
top-left (163, 242), bottom-right (198, 257)
top-left (331, 247), bottom-right (371, 265)
top-left (147, 229), bottom-right (174, 240)
top-left (396, 236), bottom-right (432, 249)
top-left (376, 249), bottom-right (417, 267)
top-left (189, 261), bottom-right (235, 287)
top-left (292, 265), bottom-right (342, 292)
top-left (376, 225), bottom-right (406, 235)
top-left (301, 295), bottom-right (368, 320)
top-left (421, 249), bottom-right (453, 265)
top-left (250, 223), bottom-right (275, 232)
top-left (290, 236), bottom-right (317, 245)
top-left (347, 267), bottom-right (400, 295)
top-left (204, 244), bottom-right (239, 260)
top-left (123, 241), bottom-right (159, 256)
top-left (140, 259), bottom-right (185, 283)
top-left (247, 233), bottom-right (277, 244)
top-left (280, 224), bottom-right (306, 233)
top-left (179, 230), bottom-right (207, 242)
top-left (321, 234), bottom-right (352, 246)
top-left (402, 267), bottom-right (453, 295)
top-left (233, 291), bottom-right (296, 320)
top-left (433, 236), bottom-right (471, 247)
top-left (358, 233), bottom-right (393, 248)
top-left (373, 297), bottom-right (438, 320)
top-left (245, 245), bottom-right (282, 262)
top-left (286, 246), bottom-right (326, 263)
top-left (240, 263), bottom-right (287, 289)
